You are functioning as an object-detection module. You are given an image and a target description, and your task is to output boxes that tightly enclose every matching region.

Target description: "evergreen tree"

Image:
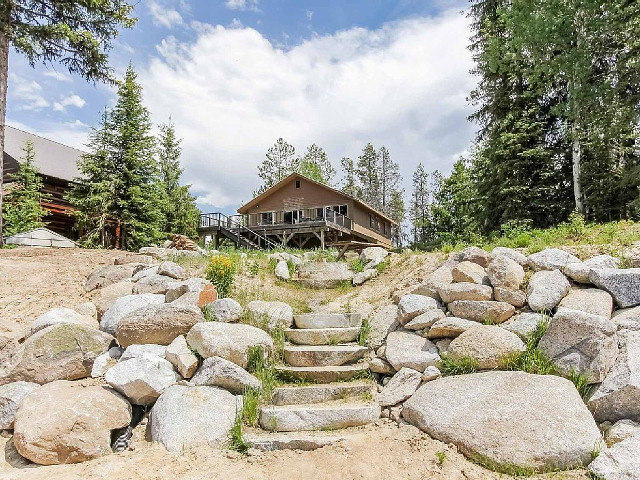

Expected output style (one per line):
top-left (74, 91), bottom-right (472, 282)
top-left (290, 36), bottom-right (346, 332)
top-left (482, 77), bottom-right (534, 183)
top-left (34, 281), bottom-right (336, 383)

top-left (256, 138), bottom-right (297, 194)
top-left (157, 121), bottom-right (200, 238)
top-left (70, 66), bottom-right (165, 250)
top-left (2, 139), bottom-right (47, 236)
top-left (378, 146), bottom-right (401, 213)
top-left (0, 0), bottom-right (135, 244)
top-left (298, 144), bottom-right (335, 185)
top-left (410, 163), bottom-right (430, 245)
top-left (388, 189), bottom-right (405, 247)
top-left (340, 157), bottom-right (360, 197)
top-left (69, 110), bottom-right (117, 247)
top-left (356, 143), bottom-right (381, 208)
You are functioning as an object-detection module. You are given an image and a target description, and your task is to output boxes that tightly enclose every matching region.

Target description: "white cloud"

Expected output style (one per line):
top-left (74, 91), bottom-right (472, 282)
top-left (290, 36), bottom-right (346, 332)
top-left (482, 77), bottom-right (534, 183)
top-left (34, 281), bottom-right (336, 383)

top-left (148, 0), bottom-right (184, 29)
top-left (306, 10), bottom-right (314, 21)
top-left (10, 76), bottom-right (50, 111)
top-left (43, 70), bottom-right (72, 82)
top-left (225, 0), bottom-right (260, 13)
top-left (138, 9), bottom-right (476, 211)
top-left (53, 94), bottom-right (86, 112)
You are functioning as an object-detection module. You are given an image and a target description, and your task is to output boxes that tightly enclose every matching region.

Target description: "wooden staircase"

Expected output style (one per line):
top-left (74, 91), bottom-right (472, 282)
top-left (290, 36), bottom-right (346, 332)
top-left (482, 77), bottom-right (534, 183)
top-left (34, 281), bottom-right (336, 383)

top-left (245, 313), bottom-right (380, 451)
top-left (198, 212), bottom-right (279, 250)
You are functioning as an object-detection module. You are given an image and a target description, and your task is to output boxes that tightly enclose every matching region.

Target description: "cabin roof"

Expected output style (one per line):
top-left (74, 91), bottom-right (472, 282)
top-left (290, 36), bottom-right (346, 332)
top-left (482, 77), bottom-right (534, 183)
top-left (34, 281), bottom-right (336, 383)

top-left (3, 125), bottom-right (84, 182)
top-left (237, 172), bottom-right (398, 225)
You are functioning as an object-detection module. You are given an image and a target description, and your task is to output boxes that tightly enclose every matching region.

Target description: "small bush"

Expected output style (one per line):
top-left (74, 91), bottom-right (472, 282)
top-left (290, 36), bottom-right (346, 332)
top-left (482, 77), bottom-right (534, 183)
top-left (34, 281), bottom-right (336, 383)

top-left (205, 255), bottom-right (236, 298)
top-left (435, 450), bottom-right (447, 466)
top-left (439, 354), bottom-right (479, 376)
top-left (348, 258), bottom-right (366, 273)
top-left (227, 414), bottom-right (249, 454)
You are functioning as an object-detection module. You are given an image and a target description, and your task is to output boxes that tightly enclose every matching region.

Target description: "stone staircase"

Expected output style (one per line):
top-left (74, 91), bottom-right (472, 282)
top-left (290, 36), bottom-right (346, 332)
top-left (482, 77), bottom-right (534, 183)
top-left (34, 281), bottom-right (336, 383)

top-left (244, 313), bottom-right (380, 451)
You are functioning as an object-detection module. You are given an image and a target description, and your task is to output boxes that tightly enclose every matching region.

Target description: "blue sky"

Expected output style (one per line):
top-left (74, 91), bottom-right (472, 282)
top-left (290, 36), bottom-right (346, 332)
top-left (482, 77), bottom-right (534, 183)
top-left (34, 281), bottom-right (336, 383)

top-left (6, 0), bottom-right (475, 215)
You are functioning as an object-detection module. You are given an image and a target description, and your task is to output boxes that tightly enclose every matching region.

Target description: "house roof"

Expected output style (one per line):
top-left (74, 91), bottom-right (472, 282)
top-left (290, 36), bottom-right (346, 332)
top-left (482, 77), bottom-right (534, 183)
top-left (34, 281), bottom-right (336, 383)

top-left (3, 125), bottom-right (84, 182)
top-left (237, 172), bottom-right (398, 225)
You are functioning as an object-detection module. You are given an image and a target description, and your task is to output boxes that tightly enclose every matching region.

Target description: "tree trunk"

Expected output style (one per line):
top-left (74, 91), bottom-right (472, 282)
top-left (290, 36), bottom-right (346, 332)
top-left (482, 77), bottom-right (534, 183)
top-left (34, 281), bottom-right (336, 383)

top-left (572, 129), bottom-right (584, 214)
top-left (0, 29), bottom-right (9, 246)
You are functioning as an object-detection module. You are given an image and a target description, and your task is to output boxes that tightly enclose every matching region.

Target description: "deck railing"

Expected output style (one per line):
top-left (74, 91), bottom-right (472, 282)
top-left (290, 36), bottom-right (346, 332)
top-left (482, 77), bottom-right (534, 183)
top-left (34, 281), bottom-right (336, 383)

top-left (199, 212), bottom-right (278, 249)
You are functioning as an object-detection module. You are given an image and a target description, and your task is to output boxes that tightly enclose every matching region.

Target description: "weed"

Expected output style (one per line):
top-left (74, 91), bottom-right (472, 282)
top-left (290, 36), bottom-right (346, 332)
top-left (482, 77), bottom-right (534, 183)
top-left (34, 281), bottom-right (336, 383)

top-left (248, 261), bottom-right (260, 276)
top-left (358, 317), bottom-right (371, 347)
top-left (335, 280), bottom-right (354, 294)
top-left (286, 259), bottom-right (297, 277)
top-left (241, 386), bottom-right (260, 426)
top-left (206, 255), bottom-right (236, 298)
top-left (360, 391), bottom-right (373, 402)
top-left (500, 316), bottom-right (557, 375)
top-left (375, 259), bottom-right (391, 273)
top-left (227, 414), bottom-right (250, 454)
top-left (468, 453), bottom-right (537, 476)
top-left (566, 369), bottom-right (595, 401)
top-left (438, 354), bottom-right (479, 376)
top-left (348, 259), bottom-right (366, 273)
top-left (435, 450), bottom-right (447, 466)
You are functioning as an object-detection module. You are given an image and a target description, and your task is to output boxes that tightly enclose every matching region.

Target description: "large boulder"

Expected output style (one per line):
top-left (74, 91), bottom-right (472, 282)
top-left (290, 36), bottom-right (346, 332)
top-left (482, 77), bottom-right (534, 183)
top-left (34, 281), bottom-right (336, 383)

top-left (493, 287), bottom-right (527, 308)
top-left (490, 247), bottom-right (528, 266)
top-left (451, 261), bottom-right (488, 285)
top-left (190, 356), bottom-right (261, 394)
top-left (30, 307), bottom-right (98, 336)
top-left (588, 330), bottom-right (640, 423)
top-left (120, 344), bottom-right (166, 361)
top-left (99, 293), bottom-right (165, 335)
top-left (397, 294), bottom-right (439, 324)
top-left (91, 346), bottom-right (123, 378)
top-left (527, 248), bottom-right (581, 271)
top-left (165, 335), bottom-right (199, 379)
top-left (115, 303), bottom-right (204, 348)
top-left (377, 367), bottom-right (422, 407)
top-left (105, 354), bottom-right (181, 406)
top-left (437, 283), bottom-right (492, 303)
top-left (458, 247), bottom-right (490, 268)
top-left (353, 268), bottom-right (378, 286)
top-left (486, 255), bottom-right (525, 290)
top-left (590, 268), bottom-right (640, 308)
top-left (246, 300), bottom-right (294, 330)
top-left (405, 309), bottom-right (445, 331)
top-left (526, 269), bottom-right (570, 312)
top-left (157, 261), bottom-right (185, 280)
top-left (558, 288), bottom-right (614, 318)
top-left (538, 308), bottom-right (618, 383)
top-left (360, 247), bottom-right (388, 265)
top-left (605, 420), bottom-right (640, 447)
top-left (501, 312), bottom-right (546, 340)
top-left (0, 381), bottom-right (39, 429)
top-left (402, 371), bottom-right (602, 472)
top-left (275, 260), bottom-right (291, 280)
top-left (0, 324), bottom-right (113, 385)
top-left (588, 434), bottom-right (640, 480)
top-left (448, 325), bottom-right (525, 369)
top-left (186, 322), bottom-right (273, 368)
top-left (114, 254), bottom-right (153, 265)
top-left (565, 255), bottom-right (620, 284)
top-left (612, 306), bottom-right (640, 331)
top-left (91, 281), bottom-right (134, 318)
top-left (85, 264), bottom-right (143, 292)
top-left (132, 274), bottom-right (177, 295)
top-left (447, 300), bottom-right (515, 324)
top-left (13, 380), bottom-right (131, 465)
top-left (296, 262), bottom-right (353, 288)
top-left (384, 330), bottom-right (440, 372)
top-left (412, 264), bottom-right (455, 303)
top-left (203, 298), bottom-right (243, 323)
top-left (368, 305), bottom-right (399, 349)
top-left (150, 384), bottom-right (241, 452)
top-left (427, 317), bottom-right (480, 339)
top-left (164, 277), bottom-right (209, 303)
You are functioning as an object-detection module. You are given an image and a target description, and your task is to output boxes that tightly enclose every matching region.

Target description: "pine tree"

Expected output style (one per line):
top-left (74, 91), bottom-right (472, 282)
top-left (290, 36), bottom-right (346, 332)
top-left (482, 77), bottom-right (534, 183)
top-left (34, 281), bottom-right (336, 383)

top-left (378, 146), bottom-right (401, 213)
top-left (2, 139), bottom-right (47, 236)
top-left (69, 110), bottom-right (117, 247)
top-left (356, 143), bottom-right (381, 208)
top-left (410, 163), bottom-right (429, 245)
top-left (157, 121), bottom-right (200, 238)
top-left (70, 66), bottom-right (165, 250)
top-left (256, 138), bottom-right (297, 194)
top-left (298, 144), bottom-right (335, 185)
top-left (340, 157), bottom-right (360, 197)
top-left (388, 189), bottom-right (405, 247)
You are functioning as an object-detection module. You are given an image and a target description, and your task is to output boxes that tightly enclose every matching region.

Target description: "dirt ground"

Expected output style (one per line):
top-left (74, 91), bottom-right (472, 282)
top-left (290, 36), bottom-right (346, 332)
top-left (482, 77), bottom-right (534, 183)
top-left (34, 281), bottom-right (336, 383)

top-left (0, 247), bottom-right (590, 480)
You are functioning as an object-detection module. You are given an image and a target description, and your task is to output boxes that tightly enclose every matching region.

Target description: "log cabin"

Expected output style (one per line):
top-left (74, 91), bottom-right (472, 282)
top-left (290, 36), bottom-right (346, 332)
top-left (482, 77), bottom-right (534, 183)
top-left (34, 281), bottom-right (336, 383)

top-left (199, 172), bottom-right (397, 251)
top-left (2, 125), bottom-right (83, 238)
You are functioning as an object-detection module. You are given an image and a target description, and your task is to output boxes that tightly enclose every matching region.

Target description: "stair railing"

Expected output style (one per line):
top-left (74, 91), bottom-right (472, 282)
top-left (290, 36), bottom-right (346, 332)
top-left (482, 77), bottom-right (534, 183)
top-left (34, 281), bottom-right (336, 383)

top-left (200, 212), bottom-right (278, 250)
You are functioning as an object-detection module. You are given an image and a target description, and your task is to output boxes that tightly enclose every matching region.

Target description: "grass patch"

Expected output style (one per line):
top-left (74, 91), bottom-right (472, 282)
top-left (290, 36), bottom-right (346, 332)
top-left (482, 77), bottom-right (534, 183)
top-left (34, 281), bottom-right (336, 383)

top-left (567, 369), bottom-right (595, 402)
top-left (468, 453), bottom-right (538, 476)
top-left (500, 316), bottom-right (557, 375)
top-left (348, 258), bottom-right (366, 273)
top-left (358, 317), bottom-right (370, 347)
top-left (435, 450), bottom-right (447, 467)
top-left (438, 354), bottom-right (479, 376)
top-left (335, 280), bottom-right (355, 294)
top-left (375, 259), bottom-right (391, 273)
top-left (227, 414), bottom-right (250, 454)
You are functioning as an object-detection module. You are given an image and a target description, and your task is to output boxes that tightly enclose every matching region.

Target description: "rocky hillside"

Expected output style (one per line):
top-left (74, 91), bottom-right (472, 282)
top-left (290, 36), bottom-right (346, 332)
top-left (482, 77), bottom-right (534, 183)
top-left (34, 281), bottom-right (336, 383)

top-left (0, 243), bottom-right (638, 479)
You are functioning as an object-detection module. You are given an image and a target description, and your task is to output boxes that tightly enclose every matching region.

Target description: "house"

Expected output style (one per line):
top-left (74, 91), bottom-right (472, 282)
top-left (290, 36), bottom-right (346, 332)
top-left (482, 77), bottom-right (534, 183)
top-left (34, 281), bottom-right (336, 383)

top-left (198, 172), bottom-right (397, 250)
top-left (2, 125), bottom-right (83, 237)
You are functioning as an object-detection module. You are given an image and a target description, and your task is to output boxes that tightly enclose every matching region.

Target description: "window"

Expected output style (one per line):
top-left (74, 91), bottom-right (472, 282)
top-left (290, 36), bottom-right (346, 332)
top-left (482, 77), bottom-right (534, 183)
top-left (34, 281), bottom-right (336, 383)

top-left (295, 180), bottom-right (301, 188)
top-left (260, 212), bottom-right (273, 225)
top-left (316, 208), bottom-right (324, 219)
top-left (370, 214), bottom-right (375, 228)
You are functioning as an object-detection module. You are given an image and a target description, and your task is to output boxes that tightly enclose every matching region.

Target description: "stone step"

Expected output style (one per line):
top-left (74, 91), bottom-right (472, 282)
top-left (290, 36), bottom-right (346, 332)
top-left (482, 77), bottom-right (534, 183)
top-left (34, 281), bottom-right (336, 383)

top-left (275, 364), bottom-right (369, 383)
top-left (259, 403), bottom-right (381, 432)
top-left (272, 382), bottom-right (374, 405)
top-left (243, 431), bottom-right (349, 451)
top-left (284, 345), bottom-right (368, 367)
top-left (294, 313), bottom-right (362, 329)
top-left (285, 327), bottom-right (360, 345)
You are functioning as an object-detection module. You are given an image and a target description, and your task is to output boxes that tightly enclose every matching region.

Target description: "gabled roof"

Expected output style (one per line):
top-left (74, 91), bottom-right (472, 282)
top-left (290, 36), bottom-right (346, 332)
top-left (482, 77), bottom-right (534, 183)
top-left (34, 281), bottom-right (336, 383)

top-left (5, 227), bottom-right (77, 248)
top-left (237, 172), bottom-right (398, 225)
top-left (3, 125), bottom-right (84, 182)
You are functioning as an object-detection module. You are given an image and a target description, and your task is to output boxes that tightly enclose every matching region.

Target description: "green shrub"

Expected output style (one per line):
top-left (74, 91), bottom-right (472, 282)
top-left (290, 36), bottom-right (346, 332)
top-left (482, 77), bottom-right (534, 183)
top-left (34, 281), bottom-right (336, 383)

top-left (248, 261), bottom-right (260, 276)
top-left (227, 414), bottom-right (249, 454)
top-left (358, 317), bottom-right (370, 347)
top-left (566, 369), bottom-right (594, 401)
top-left (205, 255), bottom-right (236, 298)
top-left (439, 354), bottom-right (479, 376)
top-left (348, 258), bottom-right (366, 273)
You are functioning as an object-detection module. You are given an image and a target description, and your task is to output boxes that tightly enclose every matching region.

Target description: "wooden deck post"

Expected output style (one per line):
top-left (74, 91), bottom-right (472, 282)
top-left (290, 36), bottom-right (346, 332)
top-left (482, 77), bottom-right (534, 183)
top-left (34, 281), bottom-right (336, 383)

top-left (320, 229), bottom-right (325, 250)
